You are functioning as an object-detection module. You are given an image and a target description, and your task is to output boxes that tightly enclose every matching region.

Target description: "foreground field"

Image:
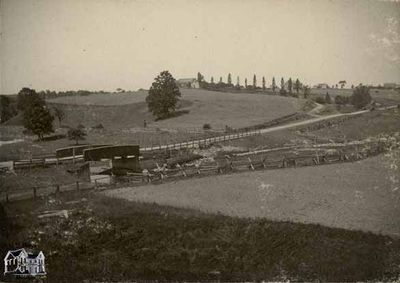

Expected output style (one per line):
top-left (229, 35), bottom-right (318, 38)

top-left (2, 191), bottom-right (399, 282)
top-left (105, 150), bottom-right (400, 237)
top-left (47, 89), bottom-right (306, 130)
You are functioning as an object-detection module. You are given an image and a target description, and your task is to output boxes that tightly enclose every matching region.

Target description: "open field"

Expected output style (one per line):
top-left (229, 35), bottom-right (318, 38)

top-left (307, 108), bottom-right (400, 141)
top-left (2, 191), bottom-right (400, 282)
top-left (310, 88), bottom-right (400, 106)
top-left (47, 89), bottom-right (306, 130)
top-left (105, 150), bottom-right (400, 237)
top-left (0, 89), bottom-right (306, 160)
top-left (47, 90), bottom-right (148, 105)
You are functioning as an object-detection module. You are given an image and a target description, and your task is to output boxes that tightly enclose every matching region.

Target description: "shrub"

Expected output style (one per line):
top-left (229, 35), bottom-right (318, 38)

top-left (92, 123), bottom-right (104, 130)
top-left (335, 95), bottom-right (350, 105)
top-left (315, 97), bottom-right (326, 104)
top-left (351, 86), bottom-right (372, 109)
top-left (68, 127), bottom-right (86, 145)
top-left (325, 93), bottom-right (332, 104)
top-left (203, 123), bottom-right (211, 130)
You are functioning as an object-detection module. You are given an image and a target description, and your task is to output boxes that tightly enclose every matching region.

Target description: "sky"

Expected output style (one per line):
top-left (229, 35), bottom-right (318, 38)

top-left (1, 0), bottom-right (399, 94)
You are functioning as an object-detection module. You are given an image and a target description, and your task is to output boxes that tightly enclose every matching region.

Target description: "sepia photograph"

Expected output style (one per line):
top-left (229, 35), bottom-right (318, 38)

top-left (0, 0), bottom-right (400, 281)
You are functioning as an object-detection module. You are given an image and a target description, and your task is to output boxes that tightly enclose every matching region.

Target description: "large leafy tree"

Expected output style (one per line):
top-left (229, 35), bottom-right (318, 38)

top-left (0, 95), bottom-right (17, 123)
top-left (17, 87), bottom-right (44, 111)
top-left (146, 71), bottom-right (181, 120)
top-left (23, 105), bottom-right (54, 140)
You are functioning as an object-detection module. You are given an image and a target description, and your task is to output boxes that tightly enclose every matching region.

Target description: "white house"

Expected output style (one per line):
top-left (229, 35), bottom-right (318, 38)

top-left (176, 78), bottom-right (200, 89)
top-left (4, 248), bottom-right (46, 277)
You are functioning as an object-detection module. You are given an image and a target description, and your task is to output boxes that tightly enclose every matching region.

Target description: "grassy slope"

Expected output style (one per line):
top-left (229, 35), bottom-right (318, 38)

top-left (2, 192), bottom-right (399, 282)
top-left (310, 88), bottom-right (400, 106)
top-left (308, 108), bottom-right (400, 141)
top-left (47, 89), bottom-right (305, 130)
top-left (105, 150), bottom-right (400, 237)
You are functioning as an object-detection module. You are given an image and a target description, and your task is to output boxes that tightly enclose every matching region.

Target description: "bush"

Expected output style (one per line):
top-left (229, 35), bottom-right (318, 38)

top-left (335, 95), bottom-right (350, 105)
top-left (203, 123), bottom-right (211, 130)
top-left (315, 97), bottom-right (326, 104)
top-left (68, 127), bottom-right (86, 145)
top-left (351, 86), bottom-right (372, 109)
top-left (92, 123), bottom-right (104, 130)
top-left (325, 93), bottom-right (332, 104)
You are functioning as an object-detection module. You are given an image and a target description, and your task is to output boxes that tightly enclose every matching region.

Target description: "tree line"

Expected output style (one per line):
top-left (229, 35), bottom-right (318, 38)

top-left (197, 72), bottom-right (304, 97)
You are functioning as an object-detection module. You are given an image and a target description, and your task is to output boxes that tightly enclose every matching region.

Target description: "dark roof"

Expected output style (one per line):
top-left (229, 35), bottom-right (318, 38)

top-left (27, 250), bottom-right (41, 258)
top-left (9, 249), bottom-right (25, 257)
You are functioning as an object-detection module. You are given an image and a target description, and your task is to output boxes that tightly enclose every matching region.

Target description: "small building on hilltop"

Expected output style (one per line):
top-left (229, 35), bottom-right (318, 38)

top-left (176, 78), bottom-right (200, 89)
top-left (314, 83), bottom-right (330, 89)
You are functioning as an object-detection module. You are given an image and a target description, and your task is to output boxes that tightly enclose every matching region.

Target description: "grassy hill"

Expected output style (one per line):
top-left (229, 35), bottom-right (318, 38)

top-left (47, 89), bottom-right (306, 130)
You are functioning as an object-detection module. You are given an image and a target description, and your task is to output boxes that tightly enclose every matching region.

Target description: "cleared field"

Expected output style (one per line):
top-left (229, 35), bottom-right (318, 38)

top-left (311, 88), bottom-right (400, 106)
top-left (47, 89), bottom-right (306, 130)
top-left (47, 90), bottom-right (148, 105)
top-left (105, 150), bottom-right (400, 237)
top-left (308, 108), bottom-right (400, 141)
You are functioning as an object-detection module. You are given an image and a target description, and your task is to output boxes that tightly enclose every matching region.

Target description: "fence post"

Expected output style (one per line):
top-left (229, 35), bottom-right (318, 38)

top-left (76, 181), bottom-right (80, 191)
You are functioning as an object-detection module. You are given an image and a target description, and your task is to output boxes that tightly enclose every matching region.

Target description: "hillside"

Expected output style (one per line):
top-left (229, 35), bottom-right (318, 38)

top-left (47, 89), bottom-right (306, 130)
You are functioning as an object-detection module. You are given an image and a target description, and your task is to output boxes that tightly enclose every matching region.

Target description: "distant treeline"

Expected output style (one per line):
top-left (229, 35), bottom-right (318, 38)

top-left (36, 89), bottom-right (138, 99)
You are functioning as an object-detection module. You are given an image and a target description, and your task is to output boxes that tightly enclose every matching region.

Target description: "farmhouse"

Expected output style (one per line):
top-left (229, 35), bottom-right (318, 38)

top-left (383, 83), bottom-right (398, 89)
top-left (176, 78), bottom-right (200, 89)
top-left (4, 248), bottom-right (46, 277)
top-left (314, 83), bottom-right (330, 89)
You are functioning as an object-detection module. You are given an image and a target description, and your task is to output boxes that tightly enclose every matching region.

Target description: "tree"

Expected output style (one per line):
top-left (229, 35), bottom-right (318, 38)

top-left (253, 74), bottom-right (257, 88)
top-left (351, 86), bottom-right (372, 109)
top-left (303, 85), bottom-right (310, 98)
top-left (288, 78), bottom-right (293, 93)
top-left (197, 72), bottom-right (204, 84)
top-left (245, 78), bottom-right (248, 88)
top-left (325, 92), bottom-right (332, 104)
top-left (295, 78), bottom-right (301, 93)
top-left (68, 127), bottom-right (86, 145)
top-left (339, 80), bottom-right (347, 89)
top-left (146, 71), bottom-right (181, 120)
top-left (227, 73), bottom-right (232, 85)
top-left (236, 76), bottom-right (240, 87)
top-left (211, 77), bottom-right (214, 84)
top-left (219, 77), bottom-right (223, 83)
top-left (272, 77), bottom-right (276, 93)
top-left (53, 107), bottom-right (65, 126)
top-left (23, 105), bottom-right (54, 140)
top-left (0, 95), bottom-right (17, 123)
top-left (262, 77), bottom-right (266, 91)
top-left (281, 77), bottom-right (285, 90)
top-left (17, 88), bottom-right (44, 111)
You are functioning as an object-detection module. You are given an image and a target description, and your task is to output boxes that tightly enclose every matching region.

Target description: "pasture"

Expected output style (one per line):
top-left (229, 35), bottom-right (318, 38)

top-left (47, 89), bottom-right (306, 130)
top-left (105, 150), bottom-right (400, 237)
top-left (310, 88), bottom-right (400, 106)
